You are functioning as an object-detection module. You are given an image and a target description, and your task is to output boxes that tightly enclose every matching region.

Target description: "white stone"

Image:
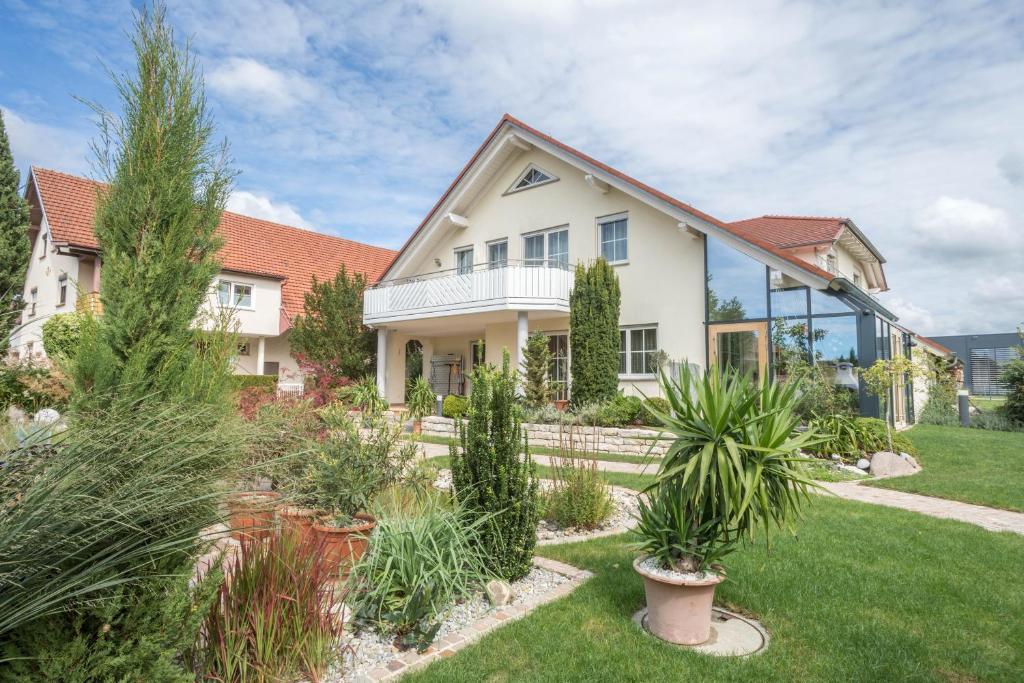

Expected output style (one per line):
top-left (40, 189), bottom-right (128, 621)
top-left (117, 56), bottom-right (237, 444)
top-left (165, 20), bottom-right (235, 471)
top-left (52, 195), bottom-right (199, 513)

top-left (869, 451), bottom-right (922, 478)
top-left (856, 458), bottom-right (871, 470)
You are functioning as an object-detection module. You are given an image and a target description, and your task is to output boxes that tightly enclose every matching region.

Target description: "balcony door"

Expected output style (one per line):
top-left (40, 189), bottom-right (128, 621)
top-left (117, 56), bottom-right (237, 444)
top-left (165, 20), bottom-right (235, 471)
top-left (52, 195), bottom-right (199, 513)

top-left (708, 321), bottom-right (768, 382)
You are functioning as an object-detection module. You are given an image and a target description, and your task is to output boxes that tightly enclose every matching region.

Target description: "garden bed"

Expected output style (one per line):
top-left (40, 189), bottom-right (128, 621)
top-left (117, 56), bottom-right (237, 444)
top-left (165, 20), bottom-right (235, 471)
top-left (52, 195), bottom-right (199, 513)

top-left (332, 557), bottom-right (591, 682)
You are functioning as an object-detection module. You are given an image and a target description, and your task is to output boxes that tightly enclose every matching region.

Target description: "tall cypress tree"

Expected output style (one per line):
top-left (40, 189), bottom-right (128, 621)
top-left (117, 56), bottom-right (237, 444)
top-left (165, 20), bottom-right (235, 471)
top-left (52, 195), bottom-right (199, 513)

top-left (569, 257), bottom-right (621, 407)
top-left (0, 111), bottom-right (31, 350)
top-left (73, 4), bottom-right (234, 403)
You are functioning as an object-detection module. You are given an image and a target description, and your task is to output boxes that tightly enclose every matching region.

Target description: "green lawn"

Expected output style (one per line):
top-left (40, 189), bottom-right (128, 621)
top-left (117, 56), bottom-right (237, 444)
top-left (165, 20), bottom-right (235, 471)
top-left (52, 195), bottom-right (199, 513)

top-left (408, 496), bottom-right (1024, 682)
top-left (866, 425), bottom-right (1024, 512)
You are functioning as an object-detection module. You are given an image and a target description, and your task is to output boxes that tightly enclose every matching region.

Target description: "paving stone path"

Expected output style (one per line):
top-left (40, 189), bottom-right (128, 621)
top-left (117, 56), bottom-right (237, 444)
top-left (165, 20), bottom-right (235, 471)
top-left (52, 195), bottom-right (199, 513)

top-left (417, 439), bottom-right (1024, 535)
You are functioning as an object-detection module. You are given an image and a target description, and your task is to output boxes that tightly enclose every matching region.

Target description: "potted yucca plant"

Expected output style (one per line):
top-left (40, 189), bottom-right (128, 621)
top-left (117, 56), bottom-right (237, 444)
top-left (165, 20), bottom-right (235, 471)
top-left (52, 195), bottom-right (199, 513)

top-left (406, 376), bottom-right (436, 435)
top-left (634, 364), bottom-right (818, 645)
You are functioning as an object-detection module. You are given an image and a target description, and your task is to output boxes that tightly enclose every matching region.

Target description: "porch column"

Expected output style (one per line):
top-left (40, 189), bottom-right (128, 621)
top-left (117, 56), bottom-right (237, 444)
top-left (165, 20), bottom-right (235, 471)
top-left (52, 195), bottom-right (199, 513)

top-left (376, 328), bottom-right (388, 396)
top-left (91, 256), bottom-right (101, 292)
top-left (516, 311), bottom-right (529, 372)
top-left (256, 336), bottom-right (266, 375)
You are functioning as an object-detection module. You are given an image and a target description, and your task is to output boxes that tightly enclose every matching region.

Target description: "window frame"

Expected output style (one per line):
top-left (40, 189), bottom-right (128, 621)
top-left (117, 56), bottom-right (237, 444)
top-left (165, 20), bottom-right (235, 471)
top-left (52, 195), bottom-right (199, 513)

top-left (454, 246), bottom-right (475, 275)
top-left (618, 324), bottom-right (658, 378)
top-left (597, 212), bottom-right (629, 265)
top-left (39, 233), bottom-right (47, 260)
top-left (504, 163), bottom-right (559, 195)
top-left (237, 341), bottom-right (251, 356)
top-left (216, 279), bottom-right (255, 310)
top-left (486, 239), bottom-right (508, 269)
top-left (521, 225), bottom-right (569, 268)
top-left (57, 274), bottom-right (68, 307)
top-left (28, 287), bottom-right (38, 317)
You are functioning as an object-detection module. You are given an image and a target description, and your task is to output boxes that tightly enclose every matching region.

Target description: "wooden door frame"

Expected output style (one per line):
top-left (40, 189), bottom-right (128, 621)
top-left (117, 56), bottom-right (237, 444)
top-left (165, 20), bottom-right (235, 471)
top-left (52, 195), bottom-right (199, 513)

top-left (708, 321), bottom-right (769, 378)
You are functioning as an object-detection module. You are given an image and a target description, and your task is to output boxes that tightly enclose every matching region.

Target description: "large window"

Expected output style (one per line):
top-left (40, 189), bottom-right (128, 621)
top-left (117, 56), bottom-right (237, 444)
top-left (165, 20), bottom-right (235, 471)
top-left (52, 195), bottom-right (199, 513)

top-left (598, 214), bottom-right (628, 263)
top-left (217, 280), bottom-right (253, 308)
top-left (523, 227), bottom-right (568, 268)
top-left (706, 238), bottom-right (768, 321)
top-left (454, 246), bottom-right (474, 275)
top-left (487, 240), bottom-right (507, 268)
top-left (812, 316), bottom-right (859, 390)
top-left (619, 326), bottom-right (657, 376)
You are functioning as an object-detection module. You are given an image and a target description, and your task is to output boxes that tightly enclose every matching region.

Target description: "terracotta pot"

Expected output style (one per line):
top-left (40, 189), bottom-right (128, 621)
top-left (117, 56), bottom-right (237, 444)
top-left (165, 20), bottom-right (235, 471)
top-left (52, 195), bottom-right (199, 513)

top-left (633, 556), bottom-right (725, 645)
top-left (412, 420), bottom-right (423, 435)
top-left (553, 400), bottom-right (569, 412)
top-left (276, 504), bottom-right (319, 546)
top-left (226, 491), bottom-right (280, 543)
top-left (311, 513), bottom-right (376, 579)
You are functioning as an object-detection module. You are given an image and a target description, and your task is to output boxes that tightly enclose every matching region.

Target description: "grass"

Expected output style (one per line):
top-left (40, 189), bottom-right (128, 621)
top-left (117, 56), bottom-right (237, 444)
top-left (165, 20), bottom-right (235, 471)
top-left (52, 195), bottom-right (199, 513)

top-left (407, 495), bottom-right (1024, 682)
top-left (972, 396), bottom-right (1007, 410)
top-left (866, 425), bottom-right (1024, 512)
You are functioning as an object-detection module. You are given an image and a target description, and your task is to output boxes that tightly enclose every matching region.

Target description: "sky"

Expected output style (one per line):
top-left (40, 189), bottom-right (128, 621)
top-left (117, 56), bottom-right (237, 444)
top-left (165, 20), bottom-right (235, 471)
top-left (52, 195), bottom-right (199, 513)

top-left (1, 0), bottom-right (1022, 335)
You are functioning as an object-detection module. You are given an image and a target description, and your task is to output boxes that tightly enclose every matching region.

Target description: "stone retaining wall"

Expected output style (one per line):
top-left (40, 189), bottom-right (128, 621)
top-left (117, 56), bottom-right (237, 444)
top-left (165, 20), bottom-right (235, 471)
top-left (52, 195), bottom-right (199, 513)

top-left (421, 416), bottom-right (668, 457)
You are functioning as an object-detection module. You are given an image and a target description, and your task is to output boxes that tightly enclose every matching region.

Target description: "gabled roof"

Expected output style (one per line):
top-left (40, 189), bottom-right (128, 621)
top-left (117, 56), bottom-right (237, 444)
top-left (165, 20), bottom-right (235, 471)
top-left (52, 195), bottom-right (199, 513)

top-left (728, 215), bottom-right (847, 249)
top-left (382, 114), bottom-right (836, 285)
top-left (28, 167), bottom-right (396, 319)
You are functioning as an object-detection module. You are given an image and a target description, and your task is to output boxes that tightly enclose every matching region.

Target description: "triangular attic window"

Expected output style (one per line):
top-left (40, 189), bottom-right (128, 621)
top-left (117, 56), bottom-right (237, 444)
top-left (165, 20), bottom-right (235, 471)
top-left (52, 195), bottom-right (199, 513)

top-left (507, 164), bottom-right (557, 193)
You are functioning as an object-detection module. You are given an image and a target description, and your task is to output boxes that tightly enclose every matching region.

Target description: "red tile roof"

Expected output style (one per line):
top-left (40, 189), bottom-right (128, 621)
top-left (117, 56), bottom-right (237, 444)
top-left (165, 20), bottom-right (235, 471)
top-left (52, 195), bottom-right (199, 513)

top-left (728, 215), bottom-right (847, 249)
top-left (915, 335), bottom-right (954, 356)
top-left (383, 114), bottom-right (836, 283)
top-left (29, 167), bottom-right (396, 321)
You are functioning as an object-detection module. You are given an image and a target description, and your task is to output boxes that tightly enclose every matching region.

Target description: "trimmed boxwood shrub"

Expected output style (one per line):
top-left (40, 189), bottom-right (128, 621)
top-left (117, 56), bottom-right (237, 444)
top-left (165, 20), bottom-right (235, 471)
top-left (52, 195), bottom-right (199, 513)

top-left (639, 396), bottom-right (672, 426)
top-left (442, 394), bottom-right (468, 419)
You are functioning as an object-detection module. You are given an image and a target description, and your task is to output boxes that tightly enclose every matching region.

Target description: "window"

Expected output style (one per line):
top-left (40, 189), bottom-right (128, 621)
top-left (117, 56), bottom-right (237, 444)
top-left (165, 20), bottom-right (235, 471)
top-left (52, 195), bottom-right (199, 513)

top-left (523, 227), bottom-right (568, 268)
top-left (455, 247), bottom-right (474, 275)
top-left (706, 237), bottom-right (768, 321)
top-left (599, 215), bottom-right (628, 263)
top-left (39, 233), bottom-right (47, 259)
top-left (237, 342), bottom-right (251, 356)
top-left (29, 288), bottom-right (37, 317)
top-left (619, 326), bottom-right (657, 376)
top-left (217, 280), bottom-right (254, 308)
top-left (487, 240), bottom-right (508, 268)
top-left (548, 333), bottom-right (569, 401)
top-left (57, 274), bottom-right (67, 306)
top-left (826, 253), bottom-right (838, 274)
top-left (506, 164), bottom-right (558, 193)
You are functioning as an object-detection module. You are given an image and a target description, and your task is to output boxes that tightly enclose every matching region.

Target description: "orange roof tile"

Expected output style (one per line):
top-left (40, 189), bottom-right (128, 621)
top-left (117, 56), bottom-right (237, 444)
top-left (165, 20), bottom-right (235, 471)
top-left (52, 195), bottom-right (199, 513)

top-left (29, 167), bottom-right (396, 321)
top-left (728, 215), bottom-right (847, 250)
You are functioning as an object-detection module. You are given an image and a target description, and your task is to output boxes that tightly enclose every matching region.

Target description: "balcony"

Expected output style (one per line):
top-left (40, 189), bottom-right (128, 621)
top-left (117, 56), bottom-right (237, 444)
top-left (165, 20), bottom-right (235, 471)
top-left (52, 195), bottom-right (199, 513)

top-left (364, 260), bottom-right (574, 325)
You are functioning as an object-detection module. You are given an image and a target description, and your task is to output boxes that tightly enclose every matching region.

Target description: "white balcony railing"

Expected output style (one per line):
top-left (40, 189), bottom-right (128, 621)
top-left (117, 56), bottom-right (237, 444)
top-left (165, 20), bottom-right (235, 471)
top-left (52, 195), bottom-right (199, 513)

top-left (364, 260), bottom-right (574, 324)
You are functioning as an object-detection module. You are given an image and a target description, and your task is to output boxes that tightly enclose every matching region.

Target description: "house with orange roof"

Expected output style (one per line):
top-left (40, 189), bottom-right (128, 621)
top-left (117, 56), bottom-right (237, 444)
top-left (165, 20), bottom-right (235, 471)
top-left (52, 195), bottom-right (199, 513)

top-left (10, 168), bottom-right (395, 383)
top-left (365, 115), bottom-right (944, 425)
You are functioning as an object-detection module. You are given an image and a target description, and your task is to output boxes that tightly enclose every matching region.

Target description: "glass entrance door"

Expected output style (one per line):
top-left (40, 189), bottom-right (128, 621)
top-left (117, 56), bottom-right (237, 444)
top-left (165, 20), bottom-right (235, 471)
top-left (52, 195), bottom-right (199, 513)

top-left (708, 322), bottom-right (768, 382)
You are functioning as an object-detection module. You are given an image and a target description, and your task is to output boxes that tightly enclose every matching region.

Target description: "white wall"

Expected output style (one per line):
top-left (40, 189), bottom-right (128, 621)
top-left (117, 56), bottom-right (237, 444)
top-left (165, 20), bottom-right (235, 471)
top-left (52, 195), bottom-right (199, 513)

top-left (385, 146), bottom-right (706, 400)
top-left (9, 219), bottom-right (81, 358)
top-left (202, 272), bottom-right (284, 338)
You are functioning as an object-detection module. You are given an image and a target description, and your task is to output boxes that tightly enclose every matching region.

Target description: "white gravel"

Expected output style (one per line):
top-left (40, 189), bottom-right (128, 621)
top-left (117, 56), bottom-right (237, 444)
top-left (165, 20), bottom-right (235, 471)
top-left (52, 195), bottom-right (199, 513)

top-left (636, 556), bottom-right (720, 583)
top-left (328, 566), bottom-right (569, 681)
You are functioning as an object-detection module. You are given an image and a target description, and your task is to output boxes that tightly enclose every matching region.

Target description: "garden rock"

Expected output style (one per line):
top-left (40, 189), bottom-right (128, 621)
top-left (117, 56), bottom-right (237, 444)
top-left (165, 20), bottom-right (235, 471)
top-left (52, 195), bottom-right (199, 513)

top-left (900, 452), bottom-right (920, 470)
top-left (869, 451), bottom-right (921, 478)
top-left (34, 408), bottom-right (61, 425)
top-left (485, 579), bottom-right (513, 606)
top-left (7, 405), bottom-right (25, 426)
top-left (856, 458), bottom-right (871, 471)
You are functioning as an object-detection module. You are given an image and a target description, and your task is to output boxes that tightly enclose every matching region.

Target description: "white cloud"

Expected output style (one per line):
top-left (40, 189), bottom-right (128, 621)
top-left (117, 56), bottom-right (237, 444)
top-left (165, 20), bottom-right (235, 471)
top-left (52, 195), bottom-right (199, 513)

top-left (207, 58), bottom-right (317, 112)
top-left (226, 190), bottom-right (311, 228)
top-left (884, 297), bottom-right (937, 334)
top-left (2, 107), bottom-right (90, 177)
top-left (909, 196), bottom-right (1019, 258)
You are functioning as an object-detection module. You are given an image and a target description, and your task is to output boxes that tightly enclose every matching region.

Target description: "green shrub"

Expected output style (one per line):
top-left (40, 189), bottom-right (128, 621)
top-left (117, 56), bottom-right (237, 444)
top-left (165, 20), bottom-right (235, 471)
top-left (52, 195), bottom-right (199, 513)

top-left (226, 374), bottom-right (278, 393)
top-left (569, 258), bottom-right (621, 407)
top-left (1001, 356), bottom-right (1024, 425)
top-left (969, 409), bottom-right (1024, 433)
top-left (594, 393), bottom-right (643, 427)
top-left (198, 530), bottom-right (344, 681)
top-left (639, 396), bottom-right (672, 426)
top-left (854, 417), bottom-right (919, 457)
top-left (442, 394), bottom-right (468, 419)
top-left (451, 351), bottom-right (539, 581)
top-left (349, 498), bottom-right (491, 652)
top-left (41, 312), bottom-right (85, 361)
top-left (639, 364), bottom-right (818, 572)
top-left (541, 430), bottom-right (613, 530)
top-left (522, 331), bottom-right (553, 409)
top-left (406, 376), bottom-right (436, 421)
top-left (351, 376), bottom-right (387, 414)
top-left (787, 362), bottom-right (858, 421)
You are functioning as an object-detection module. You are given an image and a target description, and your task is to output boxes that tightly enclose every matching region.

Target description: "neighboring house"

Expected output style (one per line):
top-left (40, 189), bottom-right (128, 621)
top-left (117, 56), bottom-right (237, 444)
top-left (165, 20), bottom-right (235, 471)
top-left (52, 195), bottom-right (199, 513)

top-left (9, 167), bottom-right (396, 382)
top-left (929, 332), bottom-right (1022, 396)
top-left (364, 114), bottom-right (938, 425)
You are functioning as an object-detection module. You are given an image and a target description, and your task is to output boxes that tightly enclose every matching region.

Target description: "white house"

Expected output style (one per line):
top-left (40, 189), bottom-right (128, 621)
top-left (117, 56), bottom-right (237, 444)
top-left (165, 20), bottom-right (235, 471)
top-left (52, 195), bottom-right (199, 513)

top-left (10, 167), bottom-right (396, 382)
top-left (365, 114), bottom-right (947, 424)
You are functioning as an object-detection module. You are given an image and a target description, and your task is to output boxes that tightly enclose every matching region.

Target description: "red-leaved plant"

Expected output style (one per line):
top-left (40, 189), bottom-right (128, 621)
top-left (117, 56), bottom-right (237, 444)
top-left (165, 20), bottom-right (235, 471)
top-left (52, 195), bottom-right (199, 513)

top-left (296, 353), bottom-right (354, 408)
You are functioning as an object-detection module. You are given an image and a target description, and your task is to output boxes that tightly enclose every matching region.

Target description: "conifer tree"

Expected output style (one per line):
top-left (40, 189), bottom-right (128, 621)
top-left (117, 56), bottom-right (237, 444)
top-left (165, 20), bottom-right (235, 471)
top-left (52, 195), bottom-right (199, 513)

top-left (451, 350), bottom-right (539, 581)
top-left (569, 257), bottom-right (621, 407)
top-left (522, 331), bottom-right (553, 409)
top-left (0, 111), bottom-right (31, 349)
top-left (73, 4), bottom-right (234, 404)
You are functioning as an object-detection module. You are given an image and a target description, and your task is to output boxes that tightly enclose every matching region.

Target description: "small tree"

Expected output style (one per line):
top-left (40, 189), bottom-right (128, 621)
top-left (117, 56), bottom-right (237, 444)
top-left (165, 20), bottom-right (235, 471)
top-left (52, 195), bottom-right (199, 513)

top-left (522, 331), bottom-right (553, 409)
top-left (0, 110), bottom-right (31, 348)
top-left (450, 349), bottom-right (538, 581)
top-left (290, 265), bottom-right (374, 380)
top-left (42, 312), bottom-right (85, 361)
top-left (73, 3), bottom-right (234, 406)
top-left (569, 258), bottom-right (620, 407)
top-left (861, 356), bottom-right (916, 452)
top-left (1002, 329), bottom-right (1024, 425)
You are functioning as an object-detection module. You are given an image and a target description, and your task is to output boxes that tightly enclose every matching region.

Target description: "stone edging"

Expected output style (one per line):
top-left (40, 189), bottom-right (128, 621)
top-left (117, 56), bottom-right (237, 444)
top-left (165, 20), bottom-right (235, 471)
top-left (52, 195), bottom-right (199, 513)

top-left (349, 556), bottom-right (594, 682)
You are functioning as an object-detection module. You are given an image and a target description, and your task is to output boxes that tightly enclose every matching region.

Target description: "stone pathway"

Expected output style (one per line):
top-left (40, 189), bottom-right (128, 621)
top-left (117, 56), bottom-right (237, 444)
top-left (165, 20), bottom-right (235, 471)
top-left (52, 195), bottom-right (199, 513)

top-left (417, 439), bottom-right (1024, 536)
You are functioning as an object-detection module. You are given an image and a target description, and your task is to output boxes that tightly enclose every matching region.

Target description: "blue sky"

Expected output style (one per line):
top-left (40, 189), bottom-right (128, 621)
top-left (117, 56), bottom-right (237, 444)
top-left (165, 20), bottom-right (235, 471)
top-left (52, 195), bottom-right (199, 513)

top-left (2, 0), bottom-right (1023, 335)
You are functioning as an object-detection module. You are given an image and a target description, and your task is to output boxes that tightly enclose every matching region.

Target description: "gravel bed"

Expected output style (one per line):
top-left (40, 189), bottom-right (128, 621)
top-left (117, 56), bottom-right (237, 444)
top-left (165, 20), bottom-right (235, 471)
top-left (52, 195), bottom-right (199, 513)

top-left (434, 469), bottom-right (640, 541)
top-left (636, 556), bottom-right (720, 583)
top-left (329, 566), bottom-right (569, 681)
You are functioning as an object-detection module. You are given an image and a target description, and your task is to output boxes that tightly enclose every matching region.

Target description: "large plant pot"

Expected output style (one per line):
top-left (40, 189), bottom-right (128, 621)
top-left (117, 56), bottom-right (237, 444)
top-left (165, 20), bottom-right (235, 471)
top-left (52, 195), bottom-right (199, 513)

top-left (226, 491), bottom-right (280, 543)
top-left (276, 505), bottom-right (319, 546)
top-left (412, 420), bottom-right (423, 435)
top-left (633, 557), bottom-right (725, 645)
top-left (311, 513), bottom-right (376, 579)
